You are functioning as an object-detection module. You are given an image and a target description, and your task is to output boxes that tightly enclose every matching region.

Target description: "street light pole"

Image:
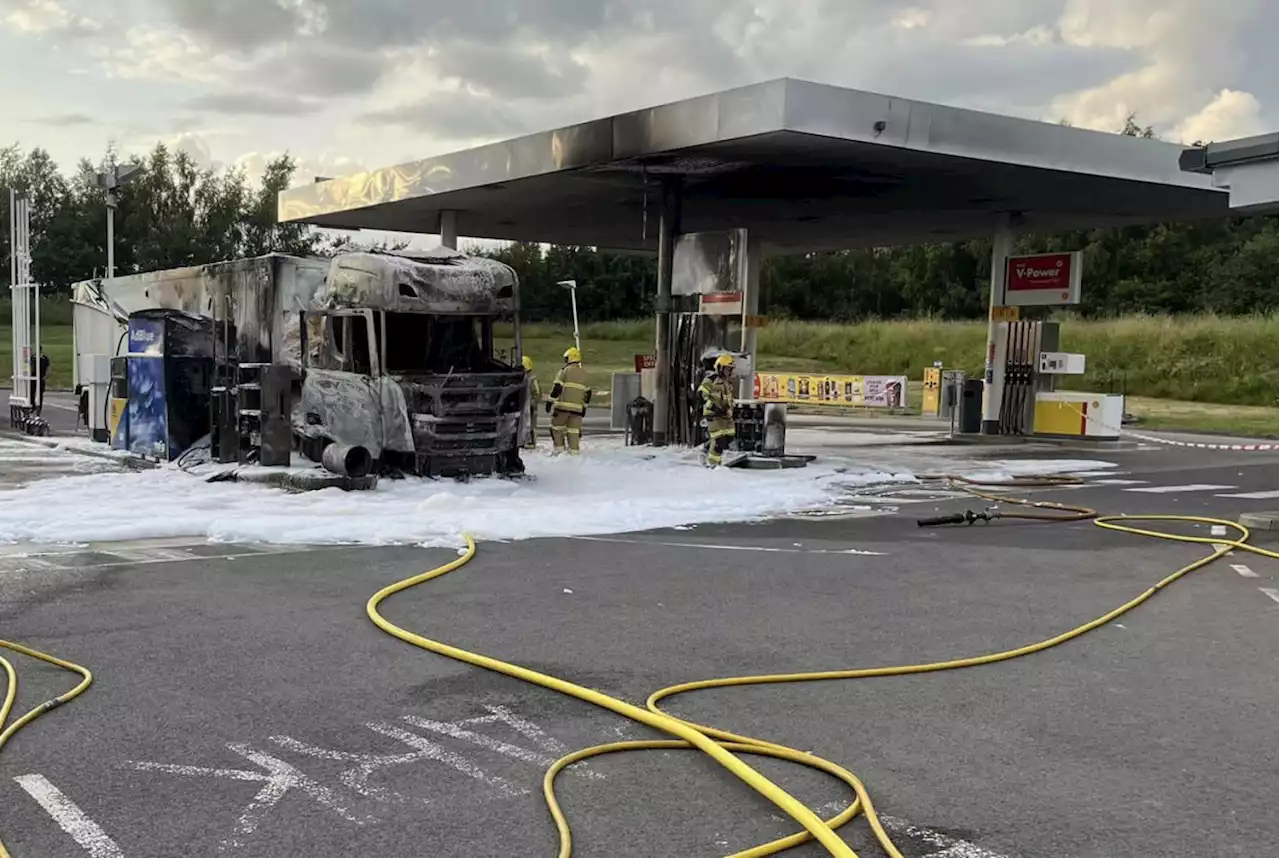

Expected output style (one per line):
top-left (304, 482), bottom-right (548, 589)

top-left (557, 280), bottom-right (581, 352)
top-left (93, 163), bottom-right (141, 285)
top-left (106, 192), bottom-right (115, 281)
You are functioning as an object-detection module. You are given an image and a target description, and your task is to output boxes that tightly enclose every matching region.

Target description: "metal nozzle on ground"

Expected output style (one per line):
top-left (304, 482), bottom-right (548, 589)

top-left (917, 509), bottom-right (999, 527)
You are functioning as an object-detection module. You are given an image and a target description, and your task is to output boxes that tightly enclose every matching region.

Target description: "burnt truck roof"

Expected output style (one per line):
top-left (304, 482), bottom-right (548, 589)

top-left (315, 248), bottom-right (519, 315)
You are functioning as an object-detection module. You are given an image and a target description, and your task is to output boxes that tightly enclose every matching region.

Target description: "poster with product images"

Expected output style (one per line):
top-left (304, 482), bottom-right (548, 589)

top-left (753, 373), bottom-right (907, 408)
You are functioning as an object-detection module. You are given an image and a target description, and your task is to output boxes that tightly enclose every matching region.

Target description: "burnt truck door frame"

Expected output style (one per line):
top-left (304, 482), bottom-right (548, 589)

top-left (298, 308), bottom-right (387, 461)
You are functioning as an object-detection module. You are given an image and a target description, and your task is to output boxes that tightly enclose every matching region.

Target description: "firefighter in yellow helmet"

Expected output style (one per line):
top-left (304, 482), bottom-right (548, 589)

top-left (522, 355), bottom-right (540, 450)
top-left (699, 354), bottom-right (737, 466)
top-left (547, 346), bottom-right (590, 454)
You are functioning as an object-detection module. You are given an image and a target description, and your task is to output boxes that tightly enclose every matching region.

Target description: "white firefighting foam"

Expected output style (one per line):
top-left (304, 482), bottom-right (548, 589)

top-left (0, 440), bottom-right (1115, 548)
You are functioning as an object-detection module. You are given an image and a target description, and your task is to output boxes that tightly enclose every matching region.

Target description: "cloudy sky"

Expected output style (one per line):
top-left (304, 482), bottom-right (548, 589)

top-left (3, 0), bottom-right (1276, 187)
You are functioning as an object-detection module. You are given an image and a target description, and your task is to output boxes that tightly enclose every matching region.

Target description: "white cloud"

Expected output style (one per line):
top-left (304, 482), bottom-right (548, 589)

top-left (0, 0), bottom-right (1274, 185)
top-left (2, 0), bottom-right (97, 35)
top-left (891, 7), bottom-right (931, 30)
top-left (92, 26), bottom-right (243, 83)
top-left (1050, 0), bottom-right (1269, 136)
top-left (1173, 89), bottom-right (1268, 144)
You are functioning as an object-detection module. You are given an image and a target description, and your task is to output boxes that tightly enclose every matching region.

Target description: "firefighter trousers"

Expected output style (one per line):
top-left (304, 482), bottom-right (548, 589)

top-left (525, 406), bottom-right (539, 449)
top-left (550, 408), bottom-right (583, 454)
top-left (707, 417), bottom-right (735, 466)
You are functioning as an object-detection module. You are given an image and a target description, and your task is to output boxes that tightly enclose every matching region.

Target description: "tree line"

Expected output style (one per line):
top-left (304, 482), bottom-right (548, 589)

top-left (2, 113), bottom-right (1274, 321)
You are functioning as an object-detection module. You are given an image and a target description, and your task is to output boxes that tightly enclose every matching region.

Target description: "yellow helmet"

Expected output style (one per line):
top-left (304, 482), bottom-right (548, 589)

top-left (521, 355), bottom-right (534, 371)
top-left (714, 354), bottom-right (735, 369)
top-left (563, 346), bottom-right (582, 363)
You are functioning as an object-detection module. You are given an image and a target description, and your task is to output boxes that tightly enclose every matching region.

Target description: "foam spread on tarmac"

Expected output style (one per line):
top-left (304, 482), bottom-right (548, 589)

top-left (0, 439), bottom-right (1115, 547)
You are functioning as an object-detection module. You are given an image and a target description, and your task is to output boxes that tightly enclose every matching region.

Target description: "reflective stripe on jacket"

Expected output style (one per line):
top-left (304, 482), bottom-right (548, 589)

top-left (551, 363), bottom-right (589, 413)
top-left (699, 375), bottom-right (734, 419)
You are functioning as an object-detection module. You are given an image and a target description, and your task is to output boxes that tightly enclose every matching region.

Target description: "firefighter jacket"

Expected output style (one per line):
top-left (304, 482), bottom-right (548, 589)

top-left (550, 363), bottom-right (590, 413)
top-left (699, 374), bottom-right (735, 420)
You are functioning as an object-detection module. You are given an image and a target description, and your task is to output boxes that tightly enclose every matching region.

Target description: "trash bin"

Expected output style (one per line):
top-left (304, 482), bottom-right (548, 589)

top-left (626, 396), bottom-right (653, 446)
top-left (959, 379), bottom-right (984, 434)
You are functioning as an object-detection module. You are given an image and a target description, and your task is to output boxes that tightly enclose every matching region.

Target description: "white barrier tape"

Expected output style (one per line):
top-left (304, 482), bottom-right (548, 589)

top-left (1067, 403), bottom-right (1279, 452)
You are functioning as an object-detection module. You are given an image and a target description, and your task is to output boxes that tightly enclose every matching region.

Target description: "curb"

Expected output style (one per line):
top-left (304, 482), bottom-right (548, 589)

top-left (0, 431), bottom-right (159, 470)
top-left (1239, 511), bottom-right (1280, 532)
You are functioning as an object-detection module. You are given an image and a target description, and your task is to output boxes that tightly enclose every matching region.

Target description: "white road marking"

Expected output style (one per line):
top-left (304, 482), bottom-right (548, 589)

top-left (364, 722), bottom-right (526, 797)
top-left (13, 774), bottom-right (127, 858)
top-left (121, 743), bottom-right (371, 851)
top-left (1091, 478), bottom-right (1149, 486)
top-left (1230, 564), bottom-right (1259, 578)
top-left (401, 713), bottom-right (603, 779)
top-left (776, 804), bottom-right (1012, 858)
top-left (1259, 588), bottom-right (1279, 604)
top-left (1124, 484), bottom-right (1236, 494)
top-left (880, 813), bottom-right (1014, 858)
top-left (571, 535), bottom-right (884, 556)
top-left (1214, 489), bottom-right (1280, 499)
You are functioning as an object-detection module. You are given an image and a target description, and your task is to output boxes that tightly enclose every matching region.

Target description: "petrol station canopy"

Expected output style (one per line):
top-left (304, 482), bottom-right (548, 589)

top-left (278, 78), bottom-right (1232, 254)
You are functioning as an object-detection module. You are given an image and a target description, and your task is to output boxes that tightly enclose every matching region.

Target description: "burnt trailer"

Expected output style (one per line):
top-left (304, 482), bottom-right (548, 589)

top-left (72, 248), bottom-right (529, 479)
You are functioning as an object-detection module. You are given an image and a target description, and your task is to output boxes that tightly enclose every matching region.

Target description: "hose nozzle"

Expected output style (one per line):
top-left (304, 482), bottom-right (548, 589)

top-left (917, 509), bottom-right (998, 527)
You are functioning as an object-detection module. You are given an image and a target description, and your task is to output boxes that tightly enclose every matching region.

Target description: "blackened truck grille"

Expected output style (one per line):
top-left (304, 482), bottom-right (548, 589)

top-left (401, 371), bottom-right (525, 461)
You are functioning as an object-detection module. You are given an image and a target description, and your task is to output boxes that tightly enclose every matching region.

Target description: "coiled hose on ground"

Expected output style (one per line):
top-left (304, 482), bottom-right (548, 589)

top-left (2, 475), bottom-right (1277, 857)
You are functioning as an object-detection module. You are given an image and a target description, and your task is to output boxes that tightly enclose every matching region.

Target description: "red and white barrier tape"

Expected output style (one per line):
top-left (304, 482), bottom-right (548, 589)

top-left (1120, 429), bottom-right (1279, 452)
top-left (1066, 403), bottom-right (1279, 452)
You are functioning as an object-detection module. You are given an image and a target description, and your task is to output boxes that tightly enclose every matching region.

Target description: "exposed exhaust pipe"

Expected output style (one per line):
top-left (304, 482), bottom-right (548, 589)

top-left (322, 443), bottom-right (373, 478)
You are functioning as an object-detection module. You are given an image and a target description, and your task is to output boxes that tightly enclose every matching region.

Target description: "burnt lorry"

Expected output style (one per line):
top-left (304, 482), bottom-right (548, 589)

top-left (71, 248), bottom-right (529, 478)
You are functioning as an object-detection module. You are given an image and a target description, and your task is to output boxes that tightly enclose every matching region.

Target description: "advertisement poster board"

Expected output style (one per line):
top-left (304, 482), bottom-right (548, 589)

top-left (1002, 251), bottom-right (1083, 306)
top-left (753, 373), bottom-right (908, 408)
top-left (125, 316), bottom-right (168, 459)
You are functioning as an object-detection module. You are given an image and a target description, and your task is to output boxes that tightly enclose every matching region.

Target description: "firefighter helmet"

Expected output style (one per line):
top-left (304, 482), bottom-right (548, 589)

top-left (714, 354), bottom-right (735, 369)
top-left (563, 346), bottom-right (582, 363)
top-left (522, 355), bottom-right (534, 371)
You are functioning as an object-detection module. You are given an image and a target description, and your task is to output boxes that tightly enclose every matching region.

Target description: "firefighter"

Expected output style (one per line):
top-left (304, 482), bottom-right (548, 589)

top-left (699, 354), bottom-right (737, 466)
top-left (522, 355), bottom-right (540, 450)
top-left (546, 346), bottom-right (590, 454)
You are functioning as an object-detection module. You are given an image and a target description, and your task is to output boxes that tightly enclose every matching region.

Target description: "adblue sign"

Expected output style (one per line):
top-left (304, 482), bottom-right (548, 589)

top-left (1002, 251), bottom-right (1083, 306)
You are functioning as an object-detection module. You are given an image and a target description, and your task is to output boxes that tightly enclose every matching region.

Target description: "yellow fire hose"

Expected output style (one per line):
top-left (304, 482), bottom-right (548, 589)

top-left (366, 478), bottom-right (1279, 858)
top-left (0, 640), bottom-right (93, 858)
top-left (2, 475), bottom-right (1277, 858)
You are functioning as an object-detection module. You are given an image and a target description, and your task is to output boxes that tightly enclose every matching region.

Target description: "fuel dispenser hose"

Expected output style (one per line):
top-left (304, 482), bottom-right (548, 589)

top-left (2, 478), bottom-right (1277, 858)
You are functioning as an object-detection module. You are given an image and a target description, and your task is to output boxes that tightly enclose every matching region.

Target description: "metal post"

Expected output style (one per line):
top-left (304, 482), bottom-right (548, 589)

top-left (568, 285), bottom-right (580, 352)
top-left (981, 213), bottom-right (1014, 434)
top-left (738, 235), bottom-right (761, 399)
top-left (106, 202), bottom-right (115, 281)
top-left (439, 210), bottom-right (458, 250)
top-left (652, 177), bottom-right (682, 446)
top-left (9, 188), bottom-right (15, 398)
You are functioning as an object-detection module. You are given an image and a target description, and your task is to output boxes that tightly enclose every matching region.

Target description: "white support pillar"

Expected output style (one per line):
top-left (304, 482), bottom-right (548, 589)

top-left (738, 236), bottom-right (761, 400)
top-left (439, 210), bottom-right (458, 250)
top-left (981, 213), bottom-right (1014, 434)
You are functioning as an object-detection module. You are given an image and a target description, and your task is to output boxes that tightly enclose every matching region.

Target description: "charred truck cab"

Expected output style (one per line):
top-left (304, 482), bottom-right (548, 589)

top-left (297, 249), bottom-right (528, 479)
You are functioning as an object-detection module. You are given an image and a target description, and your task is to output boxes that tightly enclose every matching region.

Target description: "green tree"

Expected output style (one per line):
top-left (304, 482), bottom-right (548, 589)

top-left (242, 155), bottom-right (318, 257)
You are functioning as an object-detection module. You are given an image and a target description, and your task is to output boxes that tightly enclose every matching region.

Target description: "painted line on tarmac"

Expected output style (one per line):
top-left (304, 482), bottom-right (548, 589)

top-left (122, 743), bottom-right (372, 851)
top-left (571, 535), bottom-right (885, 556)
top-left (1259, 588), bottom-right (1279, 604)
top-left (1230, 564), bottom-right (1258, 578)
top-left (13, 774), bottom-right (127, 858)
top-left (775, 802), bottom-right (1013, 857)
top-left (0, 544), bottom-right (345, 576)
top-left (1123, 483), bottom-right (1236, 494)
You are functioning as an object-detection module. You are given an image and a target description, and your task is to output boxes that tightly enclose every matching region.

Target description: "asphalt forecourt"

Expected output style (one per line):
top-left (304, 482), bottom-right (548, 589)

top-left (0, 434), bottom-right (1275, 857)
